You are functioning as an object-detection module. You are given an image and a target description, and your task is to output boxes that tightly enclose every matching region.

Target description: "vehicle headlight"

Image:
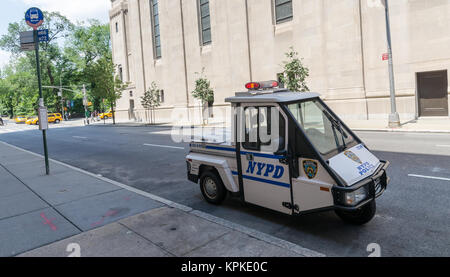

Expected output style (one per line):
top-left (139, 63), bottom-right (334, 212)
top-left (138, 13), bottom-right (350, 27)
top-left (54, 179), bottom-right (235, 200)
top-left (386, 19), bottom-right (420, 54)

top-left (344, 186), bottom-right (368, 206)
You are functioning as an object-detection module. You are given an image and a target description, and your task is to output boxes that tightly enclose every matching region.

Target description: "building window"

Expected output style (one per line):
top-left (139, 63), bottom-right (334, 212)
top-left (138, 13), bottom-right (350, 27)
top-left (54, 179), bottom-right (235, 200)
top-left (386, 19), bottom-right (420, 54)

top-left (159, 90), bottom-right (165, 103)
top-left (130, 91), bottom-right (133, 97)
top-left (274, 0), bottom-right (293, 24)
top-left (150, 0), bottom-right (161, 59)
top-left (115, 22), bottom-right (119, 33)
top-left (198, 0), bottom-right (211, 45)
top-left (118, 65), bottom-right (123, 81)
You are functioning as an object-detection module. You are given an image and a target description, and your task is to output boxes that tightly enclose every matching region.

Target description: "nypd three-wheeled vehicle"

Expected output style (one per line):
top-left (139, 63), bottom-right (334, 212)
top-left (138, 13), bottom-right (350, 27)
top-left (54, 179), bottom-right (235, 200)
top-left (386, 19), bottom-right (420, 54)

top-left (186, 81), bottom-right (390, 224)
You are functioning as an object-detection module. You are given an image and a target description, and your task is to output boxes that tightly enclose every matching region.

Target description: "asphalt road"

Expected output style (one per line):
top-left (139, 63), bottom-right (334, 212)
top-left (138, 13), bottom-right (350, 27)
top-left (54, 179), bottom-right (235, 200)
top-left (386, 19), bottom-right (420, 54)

top-left (1, 123), bottom-right (449, 257)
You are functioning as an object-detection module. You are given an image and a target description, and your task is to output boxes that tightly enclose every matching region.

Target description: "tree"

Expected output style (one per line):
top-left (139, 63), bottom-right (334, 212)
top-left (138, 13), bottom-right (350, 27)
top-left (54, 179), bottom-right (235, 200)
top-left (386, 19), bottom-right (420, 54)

top-left (192, 70), bottom-right (214, 125)
top-left (64, 21), bottom-right (111, 112)
top-left (90, 55), bottom-right (128, 125)
top-left (0, 12), bottom-right (74, 112)
top-left (141, 82), bottom-right (161, 125)
top-left (280, 47), bottom-right (310, 92)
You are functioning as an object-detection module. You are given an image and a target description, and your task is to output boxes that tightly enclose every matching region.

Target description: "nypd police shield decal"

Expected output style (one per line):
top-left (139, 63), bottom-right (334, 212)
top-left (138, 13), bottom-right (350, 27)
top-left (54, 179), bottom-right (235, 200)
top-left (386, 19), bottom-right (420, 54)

top-left (303, 160), bottom-right (318, 179)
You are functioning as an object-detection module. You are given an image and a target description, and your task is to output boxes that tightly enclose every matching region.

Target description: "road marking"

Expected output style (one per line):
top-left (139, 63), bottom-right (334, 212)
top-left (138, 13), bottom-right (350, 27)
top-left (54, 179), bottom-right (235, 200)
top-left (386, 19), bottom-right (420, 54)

top-left (408, 174), bottom-right (450, 182)
top-left (143, 143), bottom-right (185, 150)
top-left (72, 136), bottom-right (87, 139)
top-left (436, 145), bottom-right (450, 148)
top-left (0, 140), bottom-right (324, 257)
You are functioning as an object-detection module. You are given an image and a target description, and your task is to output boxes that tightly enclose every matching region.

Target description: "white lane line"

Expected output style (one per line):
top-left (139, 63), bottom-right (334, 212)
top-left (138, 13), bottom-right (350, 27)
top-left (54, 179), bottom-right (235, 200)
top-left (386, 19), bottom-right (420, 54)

top-left (143, 143), bottom-right (185, 150)
top-left (408, 174), bottom-right (450, 182)
top-left (436, 145), bottom-right (450, 148)
top-left (72, 136), bottom-right (88, 139)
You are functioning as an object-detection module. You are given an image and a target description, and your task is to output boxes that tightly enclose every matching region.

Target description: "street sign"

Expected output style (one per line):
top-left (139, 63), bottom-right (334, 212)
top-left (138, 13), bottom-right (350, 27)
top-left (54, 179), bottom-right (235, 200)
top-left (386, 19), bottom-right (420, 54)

top-left (20, 42), bottom-right (35, 51)
top-left (20, 31), bottom-right (34, 44)
top-left (38, 107), bottom-right (48, 130)
top-left (20, 31), bottom-right (35, 51)
top-left (37, 29), bottom-right (49, 42)
top-left (25, 7), bottom-right (44, 30)
top-left (382, 53), bottom-right (389, 61)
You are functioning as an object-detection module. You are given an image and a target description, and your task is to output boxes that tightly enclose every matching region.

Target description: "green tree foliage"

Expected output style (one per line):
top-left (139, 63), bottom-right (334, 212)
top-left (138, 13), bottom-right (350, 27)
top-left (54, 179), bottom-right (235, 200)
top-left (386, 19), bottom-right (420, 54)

top-left (0, 12), bottom-right (74, 115)
top-left (90, 54), bottom-right (128, 124)
top-left (0, 13), bottom-right (114, 119)
top-left (141, 82), bottom-right (161, 124)
top-left (280, 47), bottom-right (310, 92)
top-left (192, 70), bottom-right (214, 124)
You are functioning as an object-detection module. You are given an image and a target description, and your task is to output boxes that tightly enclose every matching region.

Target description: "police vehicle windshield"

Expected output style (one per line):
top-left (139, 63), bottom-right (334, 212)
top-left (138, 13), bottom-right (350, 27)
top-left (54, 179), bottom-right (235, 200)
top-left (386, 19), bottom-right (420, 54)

top-left (287, 100), bottom-right (355, 155)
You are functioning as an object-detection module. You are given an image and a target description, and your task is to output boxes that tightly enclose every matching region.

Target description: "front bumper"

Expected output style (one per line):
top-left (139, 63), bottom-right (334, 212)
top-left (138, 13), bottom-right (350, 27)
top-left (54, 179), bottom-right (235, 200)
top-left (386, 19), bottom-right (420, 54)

top-left (332, 160), bottom-right (390, 211)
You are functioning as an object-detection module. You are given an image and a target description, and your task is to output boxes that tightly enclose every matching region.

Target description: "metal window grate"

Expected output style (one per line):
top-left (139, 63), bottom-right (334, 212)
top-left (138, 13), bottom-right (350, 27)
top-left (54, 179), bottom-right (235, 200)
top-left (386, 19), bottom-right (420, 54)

top-left (198, 0), bottom-right (211, 45)
top-left (275, 0), bottom-right (293, 24)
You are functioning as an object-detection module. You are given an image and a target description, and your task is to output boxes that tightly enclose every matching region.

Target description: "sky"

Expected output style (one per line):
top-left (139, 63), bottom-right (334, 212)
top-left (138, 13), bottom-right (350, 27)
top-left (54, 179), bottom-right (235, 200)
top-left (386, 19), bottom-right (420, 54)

top-left (0, 0), bottom-right (111, 68)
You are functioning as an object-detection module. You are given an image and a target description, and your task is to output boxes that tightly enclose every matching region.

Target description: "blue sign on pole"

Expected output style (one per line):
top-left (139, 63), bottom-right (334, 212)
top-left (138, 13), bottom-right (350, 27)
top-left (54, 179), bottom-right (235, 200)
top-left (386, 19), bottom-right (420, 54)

top-left (37, 29), bottom-right (49, 42)
top-left (25, 7), bottom-right (44, 30)
top-left (71, 101), bottom-right (74, 108)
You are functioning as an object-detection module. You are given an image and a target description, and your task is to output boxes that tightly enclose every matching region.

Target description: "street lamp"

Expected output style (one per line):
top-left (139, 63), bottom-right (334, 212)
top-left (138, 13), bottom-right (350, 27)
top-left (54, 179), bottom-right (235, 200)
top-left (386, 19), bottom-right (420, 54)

top-left (382, 0), bottom-right (401, 128)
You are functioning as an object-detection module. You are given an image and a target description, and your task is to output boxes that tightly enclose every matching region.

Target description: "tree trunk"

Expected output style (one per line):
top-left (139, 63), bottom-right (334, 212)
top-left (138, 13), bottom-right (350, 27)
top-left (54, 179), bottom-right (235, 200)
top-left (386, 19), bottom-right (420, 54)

top-left (111, 101), bottom-right (116, 125)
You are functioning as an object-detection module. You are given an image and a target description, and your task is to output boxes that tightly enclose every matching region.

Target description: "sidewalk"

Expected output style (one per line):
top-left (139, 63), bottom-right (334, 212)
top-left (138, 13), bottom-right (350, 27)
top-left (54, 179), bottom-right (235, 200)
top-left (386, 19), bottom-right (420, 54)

top-left (89, 117), bottom-right (450, 133)
top-left (344, 117), bottom-right (450, 133)
top-left (0, 141), bottom-right (323, 257)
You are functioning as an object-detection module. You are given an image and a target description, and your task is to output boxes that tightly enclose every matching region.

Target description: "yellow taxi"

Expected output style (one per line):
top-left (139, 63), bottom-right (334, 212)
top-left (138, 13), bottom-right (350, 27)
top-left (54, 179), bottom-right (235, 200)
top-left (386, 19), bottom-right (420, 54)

top-left (26, 113), bottom-right (63, 125)
top-left (99, 111), bottom-right (113, 119)
top-left (26, 116), bottom-right (38, 125)
top-left (48, 113), bottom-right (63, 123)
top-left (15, 116), bottom-right (27, 124)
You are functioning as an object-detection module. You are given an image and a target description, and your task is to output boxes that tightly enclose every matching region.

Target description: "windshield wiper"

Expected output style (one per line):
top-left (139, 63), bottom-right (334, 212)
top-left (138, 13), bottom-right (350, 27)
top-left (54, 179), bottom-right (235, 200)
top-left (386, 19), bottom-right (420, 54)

top-left (323, 111), bottom-right (347, 151)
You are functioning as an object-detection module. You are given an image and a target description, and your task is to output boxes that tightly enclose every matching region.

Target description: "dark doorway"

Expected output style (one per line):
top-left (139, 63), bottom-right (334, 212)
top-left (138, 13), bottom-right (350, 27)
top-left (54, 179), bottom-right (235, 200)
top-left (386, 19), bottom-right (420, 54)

top-left (129, 99), bottom-right (135, 120)
top-left (417, 70), bottom-right (448, 117)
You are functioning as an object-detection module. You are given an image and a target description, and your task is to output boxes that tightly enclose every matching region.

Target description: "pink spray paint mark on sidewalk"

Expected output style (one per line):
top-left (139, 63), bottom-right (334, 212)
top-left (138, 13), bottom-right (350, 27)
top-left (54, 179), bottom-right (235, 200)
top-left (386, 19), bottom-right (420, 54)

top-left (90, 210), bottom-right (118, 228)
top-left (40, 213), bottom-right (57, 231)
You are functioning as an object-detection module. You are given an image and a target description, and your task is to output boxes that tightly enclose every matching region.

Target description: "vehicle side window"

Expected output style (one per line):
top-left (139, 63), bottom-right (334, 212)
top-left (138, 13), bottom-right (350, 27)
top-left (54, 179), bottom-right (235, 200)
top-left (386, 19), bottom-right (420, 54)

top-left (242, 106), bottom-right (285, 153)
top-left (243, 107), bottom-right (259, 151)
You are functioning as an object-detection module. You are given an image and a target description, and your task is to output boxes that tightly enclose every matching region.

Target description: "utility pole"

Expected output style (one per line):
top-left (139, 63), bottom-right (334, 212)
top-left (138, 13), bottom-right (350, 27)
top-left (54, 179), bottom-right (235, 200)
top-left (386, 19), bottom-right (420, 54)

top-left (59, 70), bottom-right (64, 120)
top-left (382, 0), bottom-right (401, 128)
top-left (83, 84), bottom-right (89, 125)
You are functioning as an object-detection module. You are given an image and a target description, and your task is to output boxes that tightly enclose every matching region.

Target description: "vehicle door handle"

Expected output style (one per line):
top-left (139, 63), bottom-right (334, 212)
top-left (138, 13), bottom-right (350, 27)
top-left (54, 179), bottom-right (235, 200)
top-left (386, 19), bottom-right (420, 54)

top-left (279, 158), bottom-right (289, 165)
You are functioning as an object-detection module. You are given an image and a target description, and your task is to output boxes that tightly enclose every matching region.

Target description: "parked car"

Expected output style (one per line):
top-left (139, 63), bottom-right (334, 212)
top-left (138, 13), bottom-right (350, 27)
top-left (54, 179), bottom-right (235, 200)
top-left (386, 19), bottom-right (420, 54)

top-left (99, 111), bottom-right (113, 120)
top-left (15, 116), bottom-right (27, 124)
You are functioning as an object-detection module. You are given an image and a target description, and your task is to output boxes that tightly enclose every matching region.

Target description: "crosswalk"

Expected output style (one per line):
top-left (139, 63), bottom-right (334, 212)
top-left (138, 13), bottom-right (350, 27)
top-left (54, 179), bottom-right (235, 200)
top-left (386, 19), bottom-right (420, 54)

top-left (0, 123), bottom-right (38, 134)
top-left (0, 122), bottom-right (79, 134)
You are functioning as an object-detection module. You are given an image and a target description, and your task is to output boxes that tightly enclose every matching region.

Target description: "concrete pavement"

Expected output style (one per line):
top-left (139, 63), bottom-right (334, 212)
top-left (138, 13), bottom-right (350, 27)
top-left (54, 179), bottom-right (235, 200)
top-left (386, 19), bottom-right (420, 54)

top-left (0, 141), bottom-right (322, 257)
top-left (1, 124), bottom-right (449, 256)
top-left (86, 116), bottom-right (450, 133)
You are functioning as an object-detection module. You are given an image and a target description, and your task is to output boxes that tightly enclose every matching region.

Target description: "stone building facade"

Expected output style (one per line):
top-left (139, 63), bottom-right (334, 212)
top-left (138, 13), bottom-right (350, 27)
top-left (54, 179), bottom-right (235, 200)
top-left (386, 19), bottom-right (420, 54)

top-left (109, 0), bottom-right (450, 124)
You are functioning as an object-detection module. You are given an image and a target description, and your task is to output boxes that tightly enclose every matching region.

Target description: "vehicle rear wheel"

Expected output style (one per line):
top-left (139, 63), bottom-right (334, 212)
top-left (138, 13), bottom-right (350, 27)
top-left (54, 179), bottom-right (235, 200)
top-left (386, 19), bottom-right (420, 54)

top-left (199, 171), bottom-right (227, 205)
top-left (55, 119), bottom-right (60, 124)
top-left (335, 200), bottom-right (376, 225)
top-left (104, 116), bottom-right (109, 119)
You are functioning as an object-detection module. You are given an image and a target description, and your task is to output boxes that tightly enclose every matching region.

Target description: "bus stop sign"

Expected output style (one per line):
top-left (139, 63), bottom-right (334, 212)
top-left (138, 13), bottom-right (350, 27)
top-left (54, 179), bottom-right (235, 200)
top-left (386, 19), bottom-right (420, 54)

top-left (25, 7), bottom-right (44, 30)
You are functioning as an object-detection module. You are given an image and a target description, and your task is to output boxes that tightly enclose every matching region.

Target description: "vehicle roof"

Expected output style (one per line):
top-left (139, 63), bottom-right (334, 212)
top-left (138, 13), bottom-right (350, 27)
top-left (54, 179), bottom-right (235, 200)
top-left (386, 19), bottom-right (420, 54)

top-left (225, 90), bottom-right (321, 103)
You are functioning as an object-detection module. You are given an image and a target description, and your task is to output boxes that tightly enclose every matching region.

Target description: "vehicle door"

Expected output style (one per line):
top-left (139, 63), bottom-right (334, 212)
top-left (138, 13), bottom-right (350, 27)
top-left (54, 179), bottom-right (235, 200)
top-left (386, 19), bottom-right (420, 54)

top-left (47, 114), bottom-right (55, 123)
top-left (239, 104), bottom-right (292, 214)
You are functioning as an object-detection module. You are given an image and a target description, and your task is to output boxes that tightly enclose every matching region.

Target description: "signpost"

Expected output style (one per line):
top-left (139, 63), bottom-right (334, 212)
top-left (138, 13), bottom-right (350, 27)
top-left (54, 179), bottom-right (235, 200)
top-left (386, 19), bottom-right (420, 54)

top-left (24, 7), bottom-right (50, 175)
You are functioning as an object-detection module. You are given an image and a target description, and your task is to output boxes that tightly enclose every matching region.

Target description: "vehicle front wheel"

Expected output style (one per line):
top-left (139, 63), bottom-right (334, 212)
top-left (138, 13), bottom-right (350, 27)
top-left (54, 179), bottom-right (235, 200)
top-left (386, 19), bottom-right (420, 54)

top-left (104, 116), bottom-right (108, 119)
top-left (335, 200), bottom-right (376, 225)
top-left (199, 171), bottom-right (227, 205)
top-left (55, 119), bottom-right (60, 124)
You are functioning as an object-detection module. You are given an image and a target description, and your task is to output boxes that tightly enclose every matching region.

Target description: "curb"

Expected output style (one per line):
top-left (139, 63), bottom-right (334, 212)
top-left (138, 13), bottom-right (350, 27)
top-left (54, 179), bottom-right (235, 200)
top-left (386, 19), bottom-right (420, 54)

top-left (352, 128), bottom-right (450, 134)
top-left (0, 141), bottom-right (325, 257)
